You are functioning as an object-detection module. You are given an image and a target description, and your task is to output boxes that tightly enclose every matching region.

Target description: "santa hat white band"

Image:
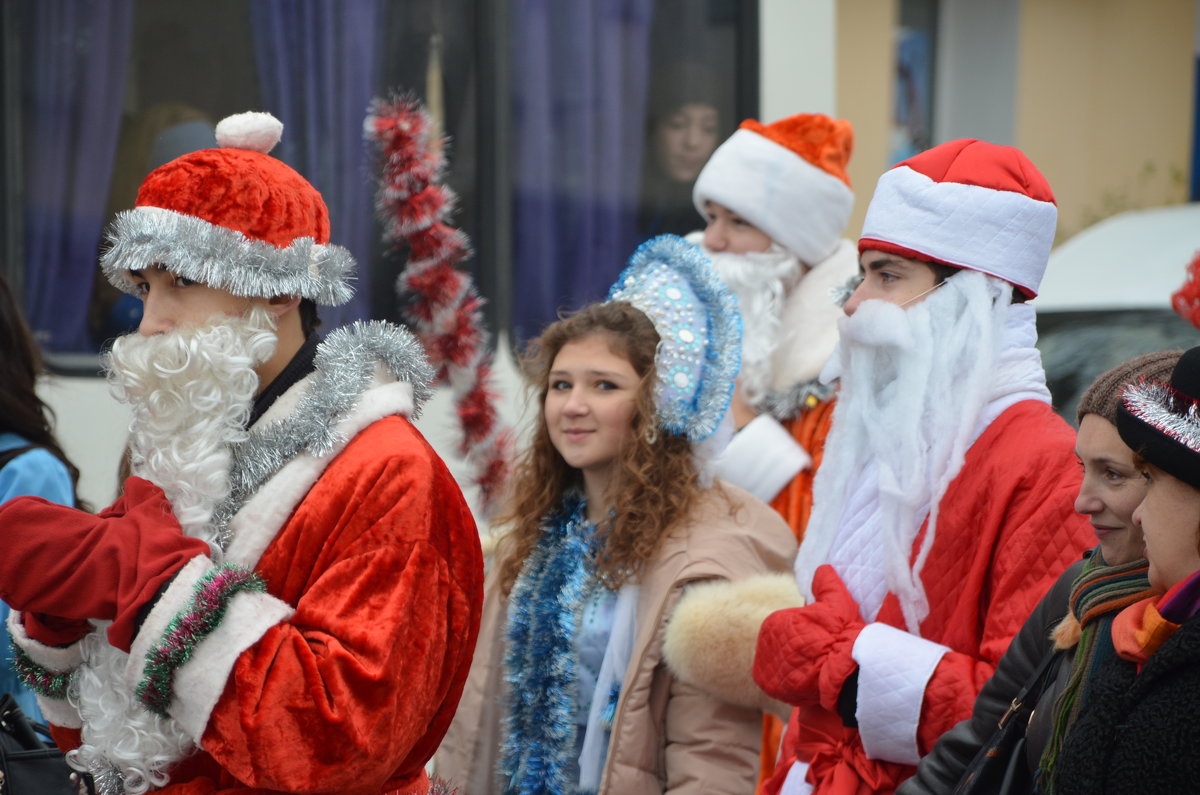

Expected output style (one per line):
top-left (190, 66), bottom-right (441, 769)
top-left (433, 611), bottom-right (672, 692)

top-left (693, 129), bottom-right (853, 266)
top-left (859, 165), bottom-right (1057, 298)
top-left (102, 206), bottom-right (356, 306)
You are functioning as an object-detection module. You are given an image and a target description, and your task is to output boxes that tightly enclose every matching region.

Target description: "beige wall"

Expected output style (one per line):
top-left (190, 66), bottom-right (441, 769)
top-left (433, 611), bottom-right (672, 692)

top-left (1016, 0), bottom-right (1195, 241)
top-left (836, 0), bottom-right (898, 240)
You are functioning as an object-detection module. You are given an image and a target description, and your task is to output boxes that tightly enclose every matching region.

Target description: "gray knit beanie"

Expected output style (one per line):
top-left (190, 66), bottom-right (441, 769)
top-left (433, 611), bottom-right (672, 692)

top-left (1076, 349), bottom-right (1185, 425)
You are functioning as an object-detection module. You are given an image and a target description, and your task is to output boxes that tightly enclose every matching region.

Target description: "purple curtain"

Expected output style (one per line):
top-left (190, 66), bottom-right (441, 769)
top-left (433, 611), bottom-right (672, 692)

top-left (21, 0), bottom-right (133, 353)
top-left (510, 0), bottom-right (654, 341)
top-left (249, 0), bottom-right (383, 332)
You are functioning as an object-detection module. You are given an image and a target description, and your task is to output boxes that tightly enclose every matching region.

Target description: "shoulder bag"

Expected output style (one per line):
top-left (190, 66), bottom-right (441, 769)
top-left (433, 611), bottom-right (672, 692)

top-left (952, 649), bottom-right (1060, 795)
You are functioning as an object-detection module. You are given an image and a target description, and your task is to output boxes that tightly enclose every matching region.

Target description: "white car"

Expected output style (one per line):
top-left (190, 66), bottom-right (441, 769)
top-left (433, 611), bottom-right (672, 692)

top-left (1036, 203), bottom-right (1200, 421)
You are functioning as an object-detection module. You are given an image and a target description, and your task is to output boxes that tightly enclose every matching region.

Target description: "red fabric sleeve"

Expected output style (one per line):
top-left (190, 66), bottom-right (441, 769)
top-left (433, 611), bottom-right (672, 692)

top-left (753, 566), bottom-right (863, 712)
top-left (0, 477), bottom-right (209, 650)
top-left (911, 420), bottom-right (1092, 752)
top-left (192, 418), bottom-right (483, 793)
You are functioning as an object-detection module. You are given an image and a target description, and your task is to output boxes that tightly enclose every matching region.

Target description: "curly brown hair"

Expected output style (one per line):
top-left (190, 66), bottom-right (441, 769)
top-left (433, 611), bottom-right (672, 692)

top-left (498, 301), bottom-right (708, 593)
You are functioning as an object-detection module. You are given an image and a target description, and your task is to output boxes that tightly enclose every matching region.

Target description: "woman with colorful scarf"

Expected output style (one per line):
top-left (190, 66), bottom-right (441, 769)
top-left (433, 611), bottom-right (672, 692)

top-left (897, 350), bottom-right (1179, 794)
top-left (1049, 345), bottom-right (1200, 793)
top-left (434, 235), bottom-right (796, 794)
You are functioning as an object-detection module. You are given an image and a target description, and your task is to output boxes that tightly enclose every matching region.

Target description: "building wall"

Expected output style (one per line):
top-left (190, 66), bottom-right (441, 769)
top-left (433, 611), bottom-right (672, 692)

top-left (835, 0), bottom-right (898, 239)
top-left (829, 0), bottom-right (1195, 244)
top-left (1015, 0), bottom-right (1194, 240)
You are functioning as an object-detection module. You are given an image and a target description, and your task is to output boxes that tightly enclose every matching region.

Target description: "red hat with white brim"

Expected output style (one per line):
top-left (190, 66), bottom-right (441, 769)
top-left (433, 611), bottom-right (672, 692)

top-left (693, 113), bottom-right (854, 266)
top-left (858, 138), bottom-right (1057, 299)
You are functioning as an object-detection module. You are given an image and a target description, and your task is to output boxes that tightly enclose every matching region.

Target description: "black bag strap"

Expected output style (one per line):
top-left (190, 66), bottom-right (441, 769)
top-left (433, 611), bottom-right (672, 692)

top-left (0, 692), bottom-right (49, 751)
top-left (952, 649), bottom-right (1063, 795)
top-left (995, 648), bottom-right (1060, 732)
top-left (0, 445), bottom-right (38, 471)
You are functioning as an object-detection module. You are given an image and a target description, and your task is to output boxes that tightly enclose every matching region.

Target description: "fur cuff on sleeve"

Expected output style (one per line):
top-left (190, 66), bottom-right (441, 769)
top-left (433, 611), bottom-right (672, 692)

top-left (663, 574), bottom-right (804, 719)
top-left (128, 556), bottom-right (294, 741)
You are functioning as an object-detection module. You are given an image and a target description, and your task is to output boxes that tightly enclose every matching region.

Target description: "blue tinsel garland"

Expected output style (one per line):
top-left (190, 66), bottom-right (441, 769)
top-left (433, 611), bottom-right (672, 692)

top-left (500, 493), bottom-right (596, 795)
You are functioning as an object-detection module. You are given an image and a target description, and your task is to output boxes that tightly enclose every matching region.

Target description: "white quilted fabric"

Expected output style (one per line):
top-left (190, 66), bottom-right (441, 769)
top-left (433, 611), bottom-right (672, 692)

top-left (852, 621), bottom-right (949, 764)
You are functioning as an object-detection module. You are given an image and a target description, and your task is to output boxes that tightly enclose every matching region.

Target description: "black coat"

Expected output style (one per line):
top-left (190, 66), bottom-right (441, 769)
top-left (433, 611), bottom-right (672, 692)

top-left (896, 558), bottom-right (1084, 794)
top-left (1052, 606), bottom-right (1200, 794)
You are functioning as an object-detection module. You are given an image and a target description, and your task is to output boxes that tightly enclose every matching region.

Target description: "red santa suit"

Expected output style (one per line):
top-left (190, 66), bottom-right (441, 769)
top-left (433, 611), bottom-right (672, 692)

top-left (0, 112), bottom-right (484, 795)
top-left (755, 400), bottom-right (1091, 793)
top-left (3, 325), bottom-right (483, 794)
top-left (752, 139), bottom-right (1095, 794)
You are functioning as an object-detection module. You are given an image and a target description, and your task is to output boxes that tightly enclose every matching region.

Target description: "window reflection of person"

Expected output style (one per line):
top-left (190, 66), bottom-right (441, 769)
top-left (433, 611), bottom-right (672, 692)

top-left (637, 63), bottom-right (725, 240)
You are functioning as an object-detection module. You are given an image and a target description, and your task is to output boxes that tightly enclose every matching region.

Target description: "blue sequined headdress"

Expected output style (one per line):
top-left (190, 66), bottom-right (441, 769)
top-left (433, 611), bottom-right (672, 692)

top-left (607, 235), bottom-right (742, 441)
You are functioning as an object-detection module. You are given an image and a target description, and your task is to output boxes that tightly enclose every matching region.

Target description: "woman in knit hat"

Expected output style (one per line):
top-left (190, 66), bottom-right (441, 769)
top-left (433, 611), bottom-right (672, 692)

top-left (1046, 345), bottom-right (1200, 793)
top-left (898, 350), bottom-right (1181, 794)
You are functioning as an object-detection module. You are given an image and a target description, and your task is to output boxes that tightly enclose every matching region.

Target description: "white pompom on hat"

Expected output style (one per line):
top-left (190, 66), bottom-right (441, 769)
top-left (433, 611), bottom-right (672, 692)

top-left (692, 113), bottom-right (855, 266)
top-left (101, 110), bottom-right (355, 306)
top-left (858, 138), bottom-right (1058, 299)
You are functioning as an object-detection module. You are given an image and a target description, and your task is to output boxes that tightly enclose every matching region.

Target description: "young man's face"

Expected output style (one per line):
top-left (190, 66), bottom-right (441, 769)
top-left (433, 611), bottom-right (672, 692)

top-left (130, 265), bottom-right (256, 335)
top-left (843, 250), bottom-right (942, 316)
top-left (702, 200), bottom-right (773, 255)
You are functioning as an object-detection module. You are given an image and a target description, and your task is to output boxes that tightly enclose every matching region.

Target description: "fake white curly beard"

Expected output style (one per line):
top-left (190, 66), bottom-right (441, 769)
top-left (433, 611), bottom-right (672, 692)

top-left (105, 306), bottom-right (278, 545)
top-left (67, 307), bottom-right (277, 794)
top-left (704, 245), bottom-right (803, 407)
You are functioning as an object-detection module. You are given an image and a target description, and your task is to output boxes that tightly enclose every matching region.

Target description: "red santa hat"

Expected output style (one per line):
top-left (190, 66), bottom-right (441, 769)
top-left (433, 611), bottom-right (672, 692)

top-left (101, 111), bottom-right (355, 306)
top-left (858, 138), bottom-right (1057, 298)
top-left (692, 113), bottom-right (854, 266)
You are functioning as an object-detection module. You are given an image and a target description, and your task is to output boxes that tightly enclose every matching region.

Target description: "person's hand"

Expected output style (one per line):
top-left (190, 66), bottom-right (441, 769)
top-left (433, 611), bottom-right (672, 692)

top-left (752, 565), bottom-right (865, 710)
top-left (730, 379), bottom-right (760, 430)
top-left (0, 477), bottom-right (211, 650)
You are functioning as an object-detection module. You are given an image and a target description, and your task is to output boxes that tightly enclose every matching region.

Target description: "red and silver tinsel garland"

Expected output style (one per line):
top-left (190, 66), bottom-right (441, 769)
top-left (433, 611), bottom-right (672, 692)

top-left (366, 93), bottom-right (512, 513)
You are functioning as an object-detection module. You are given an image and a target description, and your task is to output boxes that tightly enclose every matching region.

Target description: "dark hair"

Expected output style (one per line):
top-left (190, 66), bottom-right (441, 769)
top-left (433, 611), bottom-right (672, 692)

top-left (298, 298), bottom-right (322, 338)
top-left (0, 275), bottom-right (82, 504)
top-left (929, 262), bottom-right (1028, 303)
top-left (497, 301), bottom-right (706, 594)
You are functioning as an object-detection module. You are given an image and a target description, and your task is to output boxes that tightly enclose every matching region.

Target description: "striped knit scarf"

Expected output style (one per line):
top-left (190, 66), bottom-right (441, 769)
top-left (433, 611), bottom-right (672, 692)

top-left (1037, 553), bottom-right (1153, 792)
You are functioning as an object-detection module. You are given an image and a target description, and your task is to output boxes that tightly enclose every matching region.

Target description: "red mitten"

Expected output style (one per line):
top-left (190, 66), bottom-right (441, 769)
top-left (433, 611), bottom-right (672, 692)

top-left (753, 565), bottom-right (865, 711)
top-left (0, 476), bottom-right (211, 651)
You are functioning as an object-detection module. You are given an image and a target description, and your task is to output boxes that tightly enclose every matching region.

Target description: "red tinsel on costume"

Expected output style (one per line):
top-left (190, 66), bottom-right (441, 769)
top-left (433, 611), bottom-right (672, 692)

top-left (366, 93), bottom-right (513, 513)
top-left (1172, 250), bottom-right (1200, 330)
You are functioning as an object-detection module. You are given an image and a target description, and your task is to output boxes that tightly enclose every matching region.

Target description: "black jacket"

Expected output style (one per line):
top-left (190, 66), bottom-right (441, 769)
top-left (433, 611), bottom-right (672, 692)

top-left (896, 558), bottom-right (1085, 794)
top-left (1051, 604), bottom-right (1200, 793)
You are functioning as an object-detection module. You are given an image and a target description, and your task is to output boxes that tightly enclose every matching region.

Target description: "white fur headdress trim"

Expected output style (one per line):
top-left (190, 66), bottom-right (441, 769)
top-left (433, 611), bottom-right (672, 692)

top-left (693, 129), bottom-right (854, 266)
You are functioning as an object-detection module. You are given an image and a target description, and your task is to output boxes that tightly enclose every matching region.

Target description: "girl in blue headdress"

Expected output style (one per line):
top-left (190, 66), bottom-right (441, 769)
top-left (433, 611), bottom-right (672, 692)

top-left (436, 236), bottom-right (797, 794)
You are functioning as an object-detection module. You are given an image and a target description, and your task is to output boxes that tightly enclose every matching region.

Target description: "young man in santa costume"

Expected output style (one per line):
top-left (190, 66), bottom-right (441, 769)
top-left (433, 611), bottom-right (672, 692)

top-left (0, 112), bottom-right (483, 795)
top-left (750, 139), bottom-right (1093, 795)
top-left (662, 112), bottom-right (860, 788)
top-left (688, 112), bottom-right (858, 524)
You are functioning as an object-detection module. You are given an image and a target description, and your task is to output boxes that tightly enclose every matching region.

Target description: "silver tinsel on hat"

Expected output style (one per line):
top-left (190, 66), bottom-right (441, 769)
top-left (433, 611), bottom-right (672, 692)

top-left (101, 206), bottom-right (356, 307)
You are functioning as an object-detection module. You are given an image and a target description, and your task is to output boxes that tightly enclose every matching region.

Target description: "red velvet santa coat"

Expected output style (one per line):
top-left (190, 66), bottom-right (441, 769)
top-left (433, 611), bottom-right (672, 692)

top-left (6, 331), bottom-right (483, 794)
top-left (754, 400), bottom-right (1092, 794)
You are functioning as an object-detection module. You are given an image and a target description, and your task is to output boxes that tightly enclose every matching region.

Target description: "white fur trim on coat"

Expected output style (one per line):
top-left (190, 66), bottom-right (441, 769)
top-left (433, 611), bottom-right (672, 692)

top-left (713, 415), bottom-right (811, 503)
top-left (693, 129), bottom-right (854, 266)
top-left (224, 379), bottom-right (414, 568)
top-left (662, 573), bottom-right (804, 720)
top-left (851, 621), bottom-right (949, 764)
top-left (860, 165), bottom-right (1057, 297)
top-left (127, 556), bottom-right (295, 743)
top-left (7, 608), bottom-right (86, 672)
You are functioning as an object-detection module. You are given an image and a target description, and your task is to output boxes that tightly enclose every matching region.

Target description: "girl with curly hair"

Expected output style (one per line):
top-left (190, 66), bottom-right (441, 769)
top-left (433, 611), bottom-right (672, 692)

top-left (436, 236), bottom-right (796, 794)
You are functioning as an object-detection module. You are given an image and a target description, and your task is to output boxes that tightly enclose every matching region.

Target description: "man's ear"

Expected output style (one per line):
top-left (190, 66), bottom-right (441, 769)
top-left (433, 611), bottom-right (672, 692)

top-left (265, 294), bottom-right (301, 319)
